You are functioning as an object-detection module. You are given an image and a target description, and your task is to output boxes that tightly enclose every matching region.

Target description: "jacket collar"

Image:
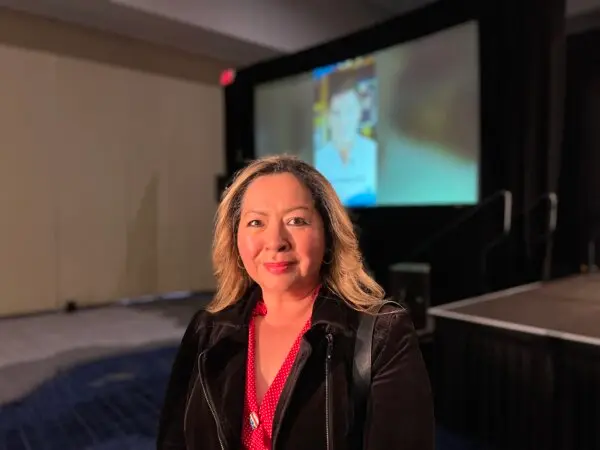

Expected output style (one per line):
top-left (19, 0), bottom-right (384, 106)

top-left (209, 283), bottom-right (358, 338)
top-left (310, 287), bottom-right (358, 336)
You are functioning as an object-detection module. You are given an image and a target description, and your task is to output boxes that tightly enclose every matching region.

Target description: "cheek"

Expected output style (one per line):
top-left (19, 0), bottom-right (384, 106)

top-left (298, 231), bottom-right (326, 264)
top-left (237, 231), bottom-right (262, 265)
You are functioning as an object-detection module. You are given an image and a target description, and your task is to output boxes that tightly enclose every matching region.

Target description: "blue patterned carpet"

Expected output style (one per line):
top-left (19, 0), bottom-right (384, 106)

top-left (0, 346), bottom-right (476, 450)
top-left (0, 346), bottom-right (174, 450)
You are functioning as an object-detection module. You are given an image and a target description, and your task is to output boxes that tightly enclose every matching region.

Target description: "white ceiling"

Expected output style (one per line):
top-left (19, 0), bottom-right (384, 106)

top-left (1, 0), bottom-right (599, 66)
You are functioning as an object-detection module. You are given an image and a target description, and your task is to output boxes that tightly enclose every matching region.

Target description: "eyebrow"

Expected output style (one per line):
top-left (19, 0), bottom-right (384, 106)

top-left (243, 205), bottom-right (311, 216)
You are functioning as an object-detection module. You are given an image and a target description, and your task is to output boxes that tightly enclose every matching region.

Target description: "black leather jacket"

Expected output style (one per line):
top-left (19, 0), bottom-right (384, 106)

top-left (157, 286), bottom-right (434, 450)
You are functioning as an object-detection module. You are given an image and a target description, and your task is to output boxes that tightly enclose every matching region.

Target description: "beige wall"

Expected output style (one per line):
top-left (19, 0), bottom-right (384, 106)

top-left (0, 9), bottom-right (227, 316)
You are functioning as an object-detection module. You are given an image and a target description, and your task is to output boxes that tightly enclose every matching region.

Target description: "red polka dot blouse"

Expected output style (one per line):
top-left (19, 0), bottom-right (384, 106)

top-left (241, 300), bottom-right (312, 450)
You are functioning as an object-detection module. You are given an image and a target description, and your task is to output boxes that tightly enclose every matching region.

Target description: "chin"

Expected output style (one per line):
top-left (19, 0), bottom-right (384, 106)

top-left (260, 270), bottom-right (310, 292)
top-left (260, 277), bottom-right (297, 293)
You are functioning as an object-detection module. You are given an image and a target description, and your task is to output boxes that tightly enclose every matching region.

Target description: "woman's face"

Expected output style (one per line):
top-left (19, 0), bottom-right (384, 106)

top-left (237, 173), bottom-right (326, 297)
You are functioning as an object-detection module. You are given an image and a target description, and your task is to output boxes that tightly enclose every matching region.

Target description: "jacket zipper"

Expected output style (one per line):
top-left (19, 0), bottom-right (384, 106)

top-left (183, 369), bottom-right (198, 441)
top-left (325, 333), bottom-right (334, 450)
top-left (272, 342), bottom-right (312, 450)
top-left (197, 352), bottom-right (227, 450)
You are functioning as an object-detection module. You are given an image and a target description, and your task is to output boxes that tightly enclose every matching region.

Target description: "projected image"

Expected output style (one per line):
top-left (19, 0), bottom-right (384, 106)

top-left (313, 58), bottom-right (379, 207)
top-left (254, 21), bottom-right (480, 207)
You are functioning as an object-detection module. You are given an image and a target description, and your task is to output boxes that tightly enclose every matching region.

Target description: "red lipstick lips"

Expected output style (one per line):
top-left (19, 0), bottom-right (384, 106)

top-left (264, 261), bottom-right (294, 274)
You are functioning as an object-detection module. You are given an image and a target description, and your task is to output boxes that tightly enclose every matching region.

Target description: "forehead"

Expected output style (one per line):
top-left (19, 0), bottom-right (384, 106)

top-left (241, 173), bottom-right (314, 210)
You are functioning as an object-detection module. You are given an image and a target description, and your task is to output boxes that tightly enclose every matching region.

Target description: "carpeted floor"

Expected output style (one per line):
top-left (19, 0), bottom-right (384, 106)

top-left (0, 346), bottom-right (174, 450)
top-left (0, 345), bottom-right (479, 450)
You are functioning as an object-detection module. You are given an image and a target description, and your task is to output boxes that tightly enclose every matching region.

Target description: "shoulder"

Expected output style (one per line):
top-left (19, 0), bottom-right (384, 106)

top-left (190, 308), bottom-right (212, 330)
top-left (178, 306), bottom-right (236, 357)
top-left (371, 303), bottom-right (419, 368)
top-left (181, 304), bottom-right (234, 342)
top-left (180, 308), bottom-right (211, 349)
top-left (188, 290), bottom-right (258, 348)
top-left (356, 134), bottom-right (377, 155)
top-left (186, 304), bottom-right (239, 348)
top-left (355, 302), bottom-right (434, 449)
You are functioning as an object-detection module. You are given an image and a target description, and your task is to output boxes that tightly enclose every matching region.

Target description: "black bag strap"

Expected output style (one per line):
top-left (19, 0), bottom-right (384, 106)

top-left (352, 301), bottom-right (399, 445)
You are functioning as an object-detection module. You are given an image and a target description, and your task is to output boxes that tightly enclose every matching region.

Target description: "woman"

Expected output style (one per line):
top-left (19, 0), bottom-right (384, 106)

top-left (157, 155), bottom-right (434, 450)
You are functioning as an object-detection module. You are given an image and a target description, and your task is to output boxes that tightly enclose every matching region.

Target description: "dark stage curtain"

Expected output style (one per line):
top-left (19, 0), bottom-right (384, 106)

top-left (434, 319), bottom-right (600, 450)
top-left (434, 320), bottom-right (555, 450)
top-left (471, 0), bottom-right (566, 289)
top-left (435, 0), bottom-right (568, 444)
top-left (555, 30), bottom-right (600, 275)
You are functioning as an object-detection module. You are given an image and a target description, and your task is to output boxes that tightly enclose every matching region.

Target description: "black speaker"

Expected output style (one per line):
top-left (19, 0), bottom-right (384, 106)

top-left (388, 262), bottom-right (431, 333)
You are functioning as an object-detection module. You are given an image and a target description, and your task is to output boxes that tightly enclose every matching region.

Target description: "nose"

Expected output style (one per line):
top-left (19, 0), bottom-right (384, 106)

top-left (265, 222), bottom-right (291, 252)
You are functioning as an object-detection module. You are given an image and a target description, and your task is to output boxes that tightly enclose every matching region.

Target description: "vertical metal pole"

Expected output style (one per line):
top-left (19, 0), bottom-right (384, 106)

top-left (588, 240), bottom-right (597, 273)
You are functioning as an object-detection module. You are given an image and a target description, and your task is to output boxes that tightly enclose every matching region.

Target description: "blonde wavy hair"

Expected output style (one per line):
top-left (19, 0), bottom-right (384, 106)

top-left (208, 155), bottom-right (385, 313)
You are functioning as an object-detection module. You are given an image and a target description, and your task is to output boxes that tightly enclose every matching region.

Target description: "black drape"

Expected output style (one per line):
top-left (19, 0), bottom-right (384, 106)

top-left (472, 0), bottom-right (566, 289)
top-left (435, 318), bottom-right (600, 450)
top-left (555, 29), bottom-right (600, 275)
top-left (434, 0), bottom-right (568, 445)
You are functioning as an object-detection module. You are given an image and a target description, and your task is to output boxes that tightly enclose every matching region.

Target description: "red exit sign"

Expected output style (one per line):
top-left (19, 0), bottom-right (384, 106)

top-left (220, 69), bottom-right (236, 86)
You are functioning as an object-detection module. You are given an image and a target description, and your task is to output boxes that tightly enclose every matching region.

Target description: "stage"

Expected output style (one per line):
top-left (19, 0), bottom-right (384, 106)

top-left (428, 274), bottom-right (600, 450)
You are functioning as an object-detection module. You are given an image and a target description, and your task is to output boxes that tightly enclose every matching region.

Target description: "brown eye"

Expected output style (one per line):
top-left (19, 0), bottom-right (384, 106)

top-left (288, 217), bottom-right (308, 226)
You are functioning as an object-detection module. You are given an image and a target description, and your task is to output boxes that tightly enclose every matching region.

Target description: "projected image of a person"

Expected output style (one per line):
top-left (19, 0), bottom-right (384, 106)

top-left (315, 79), bottom-right (377, 207)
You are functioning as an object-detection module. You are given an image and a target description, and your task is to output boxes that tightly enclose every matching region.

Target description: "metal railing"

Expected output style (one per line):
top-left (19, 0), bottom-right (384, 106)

top-left (480, 191), bottom-right (558, 290)
top-left (408, 190), bottom-right (513, 261)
